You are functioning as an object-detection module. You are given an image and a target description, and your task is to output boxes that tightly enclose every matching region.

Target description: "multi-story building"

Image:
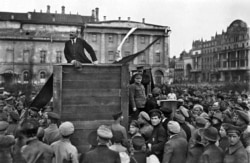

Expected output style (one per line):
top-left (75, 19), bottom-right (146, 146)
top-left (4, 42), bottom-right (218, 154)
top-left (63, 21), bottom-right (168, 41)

top-left (0, 6), bottom-right (170, 88)
top-left (174, 50), bottom-right (192, 83)
top-left (190, 19), bottom-right (250, 82)
top-left (85, 19), bottom-right (170, 85)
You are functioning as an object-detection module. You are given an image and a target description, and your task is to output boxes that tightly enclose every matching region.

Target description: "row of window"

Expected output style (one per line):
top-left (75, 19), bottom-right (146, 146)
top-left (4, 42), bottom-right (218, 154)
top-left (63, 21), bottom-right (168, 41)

top-left (5, 49), bottom-right (63, 63)
top-left (91, 34), bottom-right (161, 44)
top-left (106, 51), bottom-right (161, 63)
top-left (5, 70), bottom-right (47, 84)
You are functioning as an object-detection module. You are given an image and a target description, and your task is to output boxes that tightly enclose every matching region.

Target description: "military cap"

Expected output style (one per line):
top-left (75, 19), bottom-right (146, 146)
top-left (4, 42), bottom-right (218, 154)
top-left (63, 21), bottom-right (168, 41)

top-left (59, 121), bottom-right (75, 136)
top-left (236, 110), bottom-right (249, 124)
top-left (20, 119), bottom-right (39, 135)
top-left (130, 120), bottom-right (140, 128)
top-left (134, 73), bottom-right (142, 78)
top-left (223, 123), bottom-right (243, 135)
top-left (0, 121), bottom-right (9, 131)
top-left (174, 113), bottom-right (185, 124)
top-left (112, 111), bottom-right (123, 120)
top-left (47, 112), bottom-right (60, 120)
top-left (193, 104), bottom-right (203, 111)
top-left (97, 125), bottom-right (113, 139)
top-left (149, 109), bottom-right (162, 118)
top-left (168, 121), bottom-right (181, 134)
top-left (9, 111), bottom-right (20, 121)
top-left (87, 130), bottom-right (98, 147)
top-left (198, 126), bottom-right (219, 142)
top-left (195, 116), bottom-right (207, 128)
top-left (132, 136), bottom-right (145, 149)
top-left (177, 98), bottom-right (184, 104)
top-left (138, 111), bottom-right (150, 121)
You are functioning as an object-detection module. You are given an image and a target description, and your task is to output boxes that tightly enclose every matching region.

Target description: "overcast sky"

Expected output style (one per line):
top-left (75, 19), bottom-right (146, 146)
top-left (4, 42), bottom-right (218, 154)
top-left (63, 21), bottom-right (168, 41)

top-left (1, 0), bottom-right (250, 57)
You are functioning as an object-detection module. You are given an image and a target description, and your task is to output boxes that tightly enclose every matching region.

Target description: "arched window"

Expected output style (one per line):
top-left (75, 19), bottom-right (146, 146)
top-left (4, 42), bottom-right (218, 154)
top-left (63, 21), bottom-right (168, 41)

top-left (23, 71), bottom-right (29, 83)
top-left (40, 71), bottom-right (46, 83)
top-left (154, 70), bottom-right (164, 85)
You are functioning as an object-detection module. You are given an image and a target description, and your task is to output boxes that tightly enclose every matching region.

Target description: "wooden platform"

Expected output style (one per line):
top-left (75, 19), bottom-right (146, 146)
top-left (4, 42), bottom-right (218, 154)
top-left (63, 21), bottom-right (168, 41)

top-left (53, 64), bottom-right (129, 153)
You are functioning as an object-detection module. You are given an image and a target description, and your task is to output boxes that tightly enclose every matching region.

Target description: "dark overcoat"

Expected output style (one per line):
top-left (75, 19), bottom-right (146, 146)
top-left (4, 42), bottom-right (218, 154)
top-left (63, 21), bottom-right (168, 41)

top-left (198, 144), bottom-right (224, 163)
top-left (223, 141), bottom-right (248, 163)
top-left (82, 144), bottom-right (121, 163)
top-left (162, 134), bottom-right (188, 163)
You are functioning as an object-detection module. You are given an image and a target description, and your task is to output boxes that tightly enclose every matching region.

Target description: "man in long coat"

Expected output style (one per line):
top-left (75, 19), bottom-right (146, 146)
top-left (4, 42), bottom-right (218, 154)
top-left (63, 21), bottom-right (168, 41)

top-left (162, 121), bottom-right (188, 163)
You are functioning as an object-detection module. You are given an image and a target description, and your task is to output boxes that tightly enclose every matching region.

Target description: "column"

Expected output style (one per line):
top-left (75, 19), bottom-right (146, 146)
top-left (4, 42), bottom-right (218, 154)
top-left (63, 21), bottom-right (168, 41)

top-left (148, 35), bottom-right (154, 65)
top-left (100, 33), bottom-right (105, 63)
top-left (133, 35), bottom-right (138, 64)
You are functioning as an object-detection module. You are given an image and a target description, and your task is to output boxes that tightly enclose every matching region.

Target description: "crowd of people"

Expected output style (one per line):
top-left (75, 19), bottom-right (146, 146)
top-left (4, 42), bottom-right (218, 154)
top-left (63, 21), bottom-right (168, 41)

top-left (0, 71), bottom-right (250, 163)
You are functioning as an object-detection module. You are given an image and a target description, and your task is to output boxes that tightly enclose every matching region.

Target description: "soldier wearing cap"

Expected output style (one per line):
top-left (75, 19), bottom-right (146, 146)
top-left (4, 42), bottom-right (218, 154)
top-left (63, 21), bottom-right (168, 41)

top-left (6, 111), bottom-right (20, 137)
top-left (82, 125), bottom-right (121, 163)
top-left (198, 126), bottom-right (224, 163)
top-left (64, 30), bottom-right (98, 67)
top-left (223, 124), bottom-right (248, 163)
top-left (43, 112), bottom-right (61, 145)
top-left (137, 111), bottom-right (153, 140)
top-left (20, 119), bottom-right (54, 163)
top-left (110, 111), bottom-right (127, 143)
top-left (0, 120), bottom-right (15, 163)
top-left (130, 136), bottom-right (147, 163)
top-left (129, 120), bottom-right (141, 138)
top-left (51, 121), bottom-right (78, 163)
top-left (129, 73), bottom-right (146, 119)
top-left (162, 121), bottom-right (188, 163)
top-left (147, 109), bottom-right (167, 162)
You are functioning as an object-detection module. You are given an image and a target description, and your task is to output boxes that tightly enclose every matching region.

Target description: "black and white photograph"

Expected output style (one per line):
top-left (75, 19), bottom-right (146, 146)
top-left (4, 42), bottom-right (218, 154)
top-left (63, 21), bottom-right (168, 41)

top-left (0, 0), bottom-right (250, 162)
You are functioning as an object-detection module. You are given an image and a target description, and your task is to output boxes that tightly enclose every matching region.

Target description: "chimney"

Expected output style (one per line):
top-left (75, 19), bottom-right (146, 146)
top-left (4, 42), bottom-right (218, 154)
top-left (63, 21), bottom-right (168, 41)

top-left (128, 17), bottom-right (130, 21)
top-left (40, 10), bottom-right (42, 13)
top-left (34, 9), bottom-right (36, 12)
top-left (142, 18), bottom-right (145, 23)
top-left (47, 5), bottom-right (50, 13)
top-left (62, 6), bottom-right (65, 14)
top-left (118, 17), bottom-right (121, 21)
top-left (92, 9), bottom-right (95, 20)
top-left (95, 8), bottom-right (99, 22)
top-left (103, 16), bottom-right (106, 21)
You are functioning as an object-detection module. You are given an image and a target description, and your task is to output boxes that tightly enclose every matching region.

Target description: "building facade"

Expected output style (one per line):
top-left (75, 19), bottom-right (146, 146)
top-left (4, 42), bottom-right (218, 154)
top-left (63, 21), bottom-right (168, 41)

top-left (0, 6), bottom-right (170, 87)
top-left (84, 20), bottom-right (170, 85)
top-left (190, 19), bottom-right (250, 83)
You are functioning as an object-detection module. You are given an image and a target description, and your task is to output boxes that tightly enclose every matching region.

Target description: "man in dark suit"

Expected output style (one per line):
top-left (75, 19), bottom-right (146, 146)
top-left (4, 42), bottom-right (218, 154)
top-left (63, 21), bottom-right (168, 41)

top-left (162, 121), bottom-right (188, 163)
top-left (82, 125), bottom-right (121, 163)
top-left (64, 31), bottom-right (98, 68)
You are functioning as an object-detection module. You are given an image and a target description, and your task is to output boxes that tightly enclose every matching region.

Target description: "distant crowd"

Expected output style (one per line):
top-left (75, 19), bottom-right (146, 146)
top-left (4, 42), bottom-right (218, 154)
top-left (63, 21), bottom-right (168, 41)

top-left (0, 76), bottom-right (250, 163)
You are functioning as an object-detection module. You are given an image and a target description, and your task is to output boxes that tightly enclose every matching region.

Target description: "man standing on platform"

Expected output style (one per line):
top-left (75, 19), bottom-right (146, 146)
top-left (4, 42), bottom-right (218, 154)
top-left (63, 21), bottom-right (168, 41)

top-left (64, 31), bottom-right (98, 68)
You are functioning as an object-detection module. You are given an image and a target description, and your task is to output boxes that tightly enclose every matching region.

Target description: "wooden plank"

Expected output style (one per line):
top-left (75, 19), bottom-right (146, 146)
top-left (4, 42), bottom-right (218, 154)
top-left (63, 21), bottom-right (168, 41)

top-left (120, 65), bottom-right (129, 130)
top-left (62, 72), bottom-right (120, 81)
top-left (61, 105), bottom-right (121, 114)
top-left (53, 65), bottom-right (62, 114)
top-left (62, 80), bottom-right (120, 89)
top-left (62, 65), bottom-right (121, 74)
top-left (61, 113), bottom-right (115, 121)
top-left (70, 120), bottom-right (113, 129)
top-left (61, 96), bottom-right (121, 105)
top-left (62, 89), bottom-right (121, 97)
